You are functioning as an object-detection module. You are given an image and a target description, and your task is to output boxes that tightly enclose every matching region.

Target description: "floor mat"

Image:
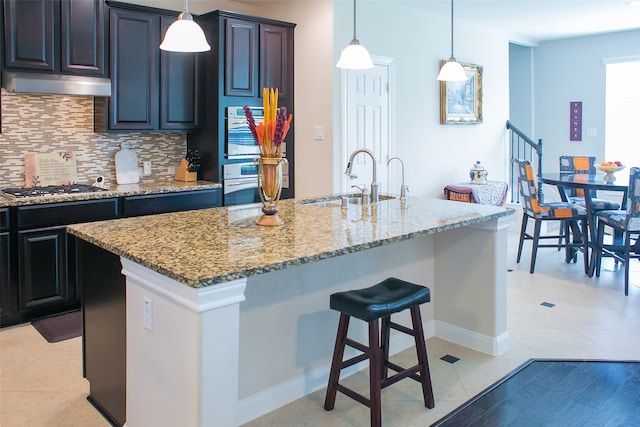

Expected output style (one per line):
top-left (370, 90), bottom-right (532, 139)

top-left (31, 310), bottom-right (82, 343)
top-left (431, 359), bottom-right (640, 426)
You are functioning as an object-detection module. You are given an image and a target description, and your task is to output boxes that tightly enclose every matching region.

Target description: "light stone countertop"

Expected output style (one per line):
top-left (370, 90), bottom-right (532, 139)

top-left (67, 196), bottom-right (514, 289)
top-left (0, 180), bottom-right (221, 207)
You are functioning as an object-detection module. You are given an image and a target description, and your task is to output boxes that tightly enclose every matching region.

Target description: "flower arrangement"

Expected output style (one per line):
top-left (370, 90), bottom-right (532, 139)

top-left (243, 88), bottom-right (292, 158)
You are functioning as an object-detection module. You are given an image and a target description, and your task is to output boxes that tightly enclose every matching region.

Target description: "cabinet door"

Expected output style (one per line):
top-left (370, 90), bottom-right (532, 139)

top-left (18, 227), bottom-right (67, 312)
top-left (260, 24), bottom-right (290, 99)
top-left (224, 18), bottom-right (258, 97)
top-left (0, 232), bottom-right (11, 318)
top-left (60, 0), bottom-right (106, 76)
top-left (159, 16), bottom-right (199, 130)
top-left (108, 8), bottom-right (158, 130)
top-left (3, 0), bottom-right (58, 71)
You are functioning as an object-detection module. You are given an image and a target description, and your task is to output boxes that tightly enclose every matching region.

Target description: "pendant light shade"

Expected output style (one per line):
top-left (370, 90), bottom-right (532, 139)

top-left (437, 59), bottom-right (468, 81)
top-left (160, 0), bottom-right (210, 52)
top-left (337, 0), bottom-right (374, 69)
top-left (437, 0), bottom-right (467, 81)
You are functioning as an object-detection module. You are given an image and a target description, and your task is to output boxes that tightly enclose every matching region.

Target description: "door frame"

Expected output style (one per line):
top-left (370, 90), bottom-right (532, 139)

top-left (336, 56), bottom-right (396, 195)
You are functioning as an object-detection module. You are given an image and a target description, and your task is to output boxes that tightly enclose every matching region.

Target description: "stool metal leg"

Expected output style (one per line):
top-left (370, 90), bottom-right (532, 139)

top-left (410, 306), bottom-right (435, 408)
top-left (368, 319), bottom-right (382, 427)
top-left (324, 313), bottom-right (350, 411)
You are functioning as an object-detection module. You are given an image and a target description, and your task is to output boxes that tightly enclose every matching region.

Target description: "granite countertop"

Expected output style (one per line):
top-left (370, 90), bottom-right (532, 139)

top-left (67, 196), bottom-right (514, 289)
top-left (0, 180), bottom-right (221, 207)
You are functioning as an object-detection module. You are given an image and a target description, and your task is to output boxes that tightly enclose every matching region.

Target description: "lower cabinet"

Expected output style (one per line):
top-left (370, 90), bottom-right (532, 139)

top-left (0, 188), bottom-right (221, 327)
top-left (122, 189), bottom-right (221, 217)
top-left (18, 227), bottom-right (68, 311)
top-left (0, 231), bottom-right (10, 318)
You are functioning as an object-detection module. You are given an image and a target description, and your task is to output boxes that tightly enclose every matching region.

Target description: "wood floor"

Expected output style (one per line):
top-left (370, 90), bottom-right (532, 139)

top-left (433, 360), bottom-right (640, 426)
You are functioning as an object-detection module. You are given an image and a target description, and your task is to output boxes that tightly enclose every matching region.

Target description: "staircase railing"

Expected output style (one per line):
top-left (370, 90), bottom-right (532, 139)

top-left (507, 120), bottom-right (543, 203)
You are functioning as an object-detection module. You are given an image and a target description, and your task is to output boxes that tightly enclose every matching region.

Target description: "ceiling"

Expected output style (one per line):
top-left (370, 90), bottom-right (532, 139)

top-left (125, 0), bottom-right (640, 44)
top-left (442, 0), bottom-right (640, 44)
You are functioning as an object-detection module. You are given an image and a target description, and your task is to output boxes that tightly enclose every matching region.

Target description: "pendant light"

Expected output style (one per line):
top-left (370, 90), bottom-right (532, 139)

top-left (437, 0), bottom-right (468, 81)
top-left (336, 0), bottom-right (374, 69)
top-left (159, 0), bottom-right (211, 52)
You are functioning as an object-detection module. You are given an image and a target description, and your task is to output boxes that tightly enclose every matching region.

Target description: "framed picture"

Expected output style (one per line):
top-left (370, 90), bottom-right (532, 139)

top-left (439, 61), bottom-right (483, 124)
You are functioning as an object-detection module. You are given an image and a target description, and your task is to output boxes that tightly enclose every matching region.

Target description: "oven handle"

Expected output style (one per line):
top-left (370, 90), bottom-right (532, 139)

top-left (224, 179), bottom-right (258, 194)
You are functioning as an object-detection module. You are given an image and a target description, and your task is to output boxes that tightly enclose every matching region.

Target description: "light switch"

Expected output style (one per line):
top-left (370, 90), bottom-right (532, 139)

top-left (313, 125), bottom-right (324, 141)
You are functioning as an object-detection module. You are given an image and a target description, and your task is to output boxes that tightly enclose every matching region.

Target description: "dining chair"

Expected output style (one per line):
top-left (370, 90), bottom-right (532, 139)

top-left (516, 159), bottom-right (589, 273)
top-left (559, 156), bottom-right (621, 210)
top-left (558, 156), bottom-right (622, 252)
top-left (594, 166), bottom-right (640, 295)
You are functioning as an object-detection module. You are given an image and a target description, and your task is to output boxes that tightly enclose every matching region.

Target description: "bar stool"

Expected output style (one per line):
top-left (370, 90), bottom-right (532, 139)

top-left (323, 278), bottom-right (435, 427)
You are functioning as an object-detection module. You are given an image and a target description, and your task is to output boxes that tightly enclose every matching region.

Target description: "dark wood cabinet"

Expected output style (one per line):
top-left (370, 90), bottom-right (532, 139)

top-left (3, 0), bottom-right (57, 71)
top-left (60, 0), bottom-right (106, 76)
top-left (122, 189), bottom-right (221, 217)
top-left (223, 18), bottom-right (292, 100)
top-left (0, 208), bottom-right (11, 320)
top-left (101, 7), bottom-right (158, 131)
top-left (95, 4), bottom-right (200, 132)
top-left (1, 189), bottom-right (221, 327)
top-left (79, 240), bottom-right (126, 427)
top-left (188, 11), bottom-right (295, 201)
top-left (260, 24), bottom-right (291, 100)
top-left (3, 0), bottom-right (106, 76)
top-left (225, 18), bottom-right (258, 97)
top-left (160, 15), bottom-right (200, 130)
top-left (18, 226), bottom-right (68, 311)
top-left (1, 198), bottom-right (119, 326)
top-left (0, 231), bottom-right (10, 318)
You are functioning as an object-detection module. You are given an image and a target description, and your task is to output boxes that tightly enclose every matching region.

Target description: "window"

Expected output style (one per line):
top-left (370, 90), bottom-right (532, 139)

top-left (605, 60), bottom-right (640, 168)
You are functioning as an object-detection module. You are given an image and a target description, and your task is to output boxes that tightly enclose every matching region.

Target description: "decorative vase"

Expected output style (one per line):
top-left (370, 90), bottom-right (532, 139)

top-left (255, 156), bottom-right (288, 226)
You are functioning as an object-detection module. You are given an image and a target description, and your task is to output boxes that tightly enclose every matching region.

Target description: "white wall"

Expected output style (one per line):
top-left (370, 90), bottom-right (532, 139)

top-left (332, 1), bottom-right (513, 199)
top-left (533, 29), bottom-right (640, 173)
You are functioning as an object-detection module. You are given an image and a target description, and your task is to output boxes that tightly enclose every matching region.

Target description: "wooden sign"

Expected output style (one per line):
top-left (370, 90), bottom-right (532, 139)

top-left (570, 102), bottom-right (582, 141)
top-left (24, 152), bottom-right (78, 187)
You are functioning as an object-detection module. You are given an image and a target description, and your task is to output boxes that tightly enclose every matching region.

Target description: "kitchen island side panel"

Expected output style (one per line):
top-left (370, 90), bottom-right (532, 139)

top-left (78, 238), bottom-right (126, 427)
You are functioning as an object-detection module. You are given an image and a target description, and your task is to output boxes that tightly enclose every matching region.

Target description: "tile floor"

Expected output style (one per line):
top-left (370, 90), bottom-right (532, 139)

top-left (1, 228), bottom-right (639, 427)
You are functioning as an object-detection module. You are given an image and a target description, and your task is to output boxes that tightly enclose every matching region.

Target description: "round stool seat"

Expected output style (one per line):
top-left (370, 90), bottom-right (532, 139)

top-left (330, 277), bottom-right (431, 322)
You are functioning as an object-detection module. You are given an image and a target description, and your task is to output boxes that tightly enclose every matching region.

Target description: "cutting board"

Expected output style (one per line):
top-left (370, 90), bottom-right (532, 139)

top-left (24, 152), bottom-right (78, 187)
top-left (115, 148), bottom-right (140, 184)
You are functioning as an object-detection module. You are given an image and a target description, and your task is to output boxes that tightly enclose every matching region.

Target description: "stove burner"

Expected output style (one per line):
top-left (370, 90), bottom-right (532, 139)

top-left (1, 184), bottom-right (108, 198)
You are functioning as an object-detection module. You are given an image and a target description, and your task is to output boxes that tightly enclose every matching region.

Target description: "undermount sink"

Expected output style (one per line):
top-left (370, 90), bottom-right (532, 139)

top-left (298, 193), bottom-right (396, 207)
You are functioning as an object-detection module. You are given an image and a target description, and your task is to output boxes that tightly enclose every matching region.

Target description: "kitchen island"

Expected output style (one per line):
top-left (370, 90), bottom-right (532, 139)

top-left (68, 195), bottom-right (513, 426)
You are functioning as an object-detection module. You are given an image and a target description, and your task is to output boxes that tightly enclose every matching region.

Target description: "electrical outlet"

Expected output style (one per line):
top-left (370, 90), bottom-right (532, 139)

top-left (143, 161), bottom-right (152, 175)
top-left (143, 297), bottom-right (153, 331)
top-left (168, 165), bottom-right (177, 175)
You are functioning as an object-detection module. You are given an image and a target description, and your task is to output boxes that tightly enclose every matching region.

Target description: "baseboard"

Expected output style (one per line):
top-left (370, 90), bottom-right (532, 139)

top-left (435, 320), bottom-right (509, 356)
top-left (236, 321), bottom-right (433, 425)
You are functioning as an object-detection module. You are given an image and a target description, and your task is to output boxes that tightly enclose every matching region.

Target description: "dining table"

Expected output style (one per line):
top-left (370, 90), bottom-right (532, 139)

top-left (540, 171), bottom-right (629, 277)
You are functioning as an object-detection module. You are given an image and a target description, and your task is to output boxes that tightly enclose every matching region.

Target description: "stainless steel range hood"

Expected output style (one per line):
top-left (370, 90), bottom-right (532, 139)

top-left (2, 71), bottom-right (112, 97)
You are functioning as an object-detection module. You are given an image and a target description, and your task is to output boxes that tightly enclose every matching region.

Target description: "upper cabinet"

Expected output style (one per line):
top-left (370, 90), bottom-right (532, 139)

top-left (187, 11), bottom-right (295, 199)
top-left (160, 15), bottom-right (200, 131)
top-left (223, 16), bottom-right (292, 100)
top-left (94, 3), bottom-right (200, 132)
top-left (224, 18), bottom-right (258, 97)
top-left (3, 0), bottom-right (106, 77)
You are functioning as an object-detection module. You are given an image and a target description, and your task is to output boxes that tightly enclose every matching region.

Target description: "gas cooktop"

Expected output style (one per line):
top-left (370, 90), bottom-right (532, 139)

top-left (1, 184), bottom-right (108, 198)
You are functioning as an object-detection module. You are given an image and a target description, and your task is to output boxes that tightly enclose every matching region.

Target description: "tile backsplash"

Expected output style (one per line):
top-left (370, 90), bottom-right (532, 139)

top-left (0, 88), bottom-right (186, 188)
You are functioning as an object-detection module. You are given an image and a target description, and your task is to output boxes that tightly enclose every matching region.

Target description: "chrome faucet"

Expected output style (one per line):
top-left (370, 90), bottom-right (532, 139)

top-left (345, 148), bottom-right (378, 203)
top-left (387, 156), bottom-right (408, 200)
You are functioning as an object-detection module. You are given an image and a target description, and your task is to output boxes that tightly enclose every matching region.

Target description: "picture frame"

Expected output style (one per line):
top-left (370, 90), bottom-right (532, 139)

top-left (439, 61), bottom-right (483, 124)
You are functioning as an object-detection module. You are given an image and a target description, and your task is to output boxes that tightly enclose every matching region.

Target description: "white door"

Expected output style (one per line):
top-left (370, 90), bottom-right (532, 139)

top-left (342, 58), bottom-right (394, 195)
